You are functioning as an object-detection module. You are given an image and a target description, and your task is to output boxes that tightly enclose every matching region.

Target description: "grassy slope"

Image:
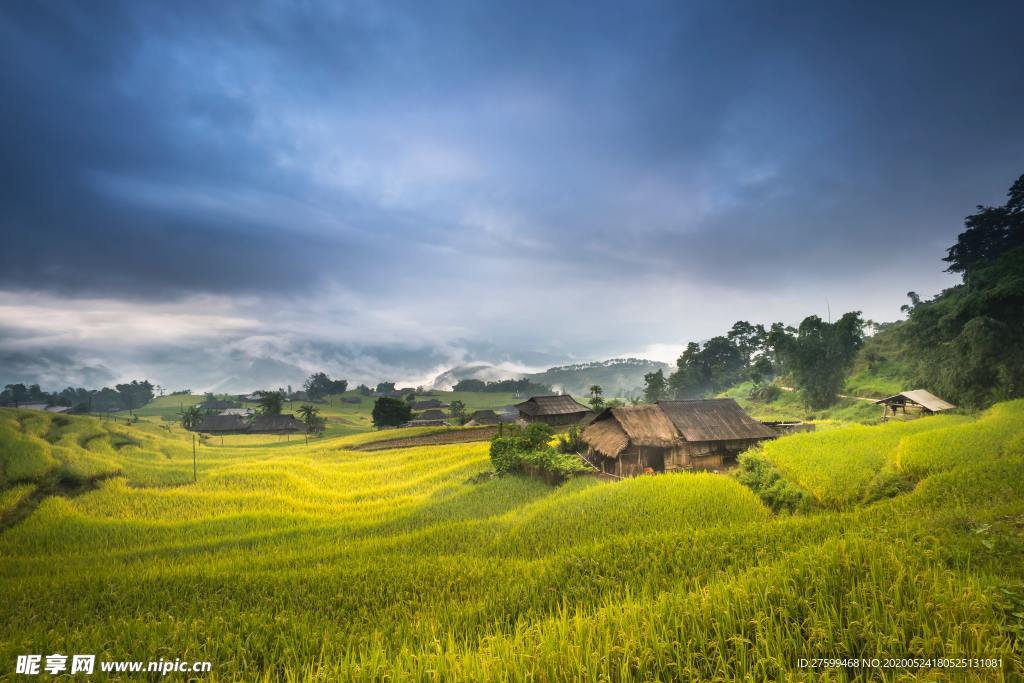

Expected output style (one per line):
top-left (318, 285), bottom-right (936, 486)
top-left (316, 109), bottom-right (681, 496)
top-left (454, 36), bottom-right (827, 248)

top-left (1, 404), bottom-right (1023, 680)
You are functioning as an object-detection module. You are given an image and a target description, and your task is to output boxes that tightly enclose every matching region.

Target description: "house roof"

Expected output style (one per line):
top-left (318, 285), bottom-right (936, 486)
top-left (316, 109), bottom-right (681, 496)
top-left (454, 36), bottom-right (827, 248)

top-left (874, 389), bottom-right (956, 412)
top-left (515, 395), bottom-right (590, 416)
top-left (250, 414), bottom-right (307, 433)
top-left (582, 405), bottom-right (680, 458)
top-left (658, 399), bottom-right (777, 442)
top-left (194, 414), bottom-right (250, 433)
top-left (413, 399), bottom-right (449, 409)
top-left (417, 409), bottom-right (448, 420)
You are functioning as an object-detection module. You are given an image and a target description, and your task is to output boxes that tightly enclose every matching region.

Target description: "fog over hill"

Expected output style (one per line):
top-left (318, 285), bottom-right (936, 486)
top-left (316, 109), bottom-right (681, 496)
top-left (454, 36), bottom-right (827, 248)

top-left (431, 358), bottom-right (671, 397)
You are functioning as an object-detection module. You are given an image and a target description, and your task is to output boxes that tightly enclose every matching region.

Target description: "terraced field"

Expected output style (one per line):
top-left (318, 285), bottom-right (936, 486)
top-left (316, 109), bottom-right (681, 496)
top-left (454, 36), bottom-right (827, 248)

top-left (2, 402), bottom-right (1023, 680)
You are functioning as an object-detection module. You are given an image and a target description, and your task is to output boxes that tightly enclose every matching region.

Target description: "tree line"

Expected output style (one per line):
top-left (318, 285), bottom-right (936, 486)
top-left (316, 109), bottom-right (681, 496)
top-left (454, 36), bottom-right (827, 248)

top-left (0, 380), bottom-right (156, 414)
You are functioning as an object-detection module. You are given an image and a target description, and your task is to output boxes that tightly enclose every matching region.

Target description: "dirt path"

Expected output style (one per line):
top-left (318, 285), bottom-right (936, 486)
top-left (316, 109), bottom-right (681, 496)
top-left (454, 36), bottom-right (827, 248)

top-left (778, 386), bottom-right (877, 402)
top-left (352, 426), bottom-right (499, 451)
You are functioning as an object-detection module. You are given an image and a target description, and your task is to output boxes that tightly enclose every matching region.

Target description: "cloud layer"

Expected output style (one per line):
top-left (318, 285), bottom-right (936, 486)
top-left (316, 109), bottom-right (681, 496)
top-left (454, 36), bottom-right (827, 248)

top-left (1, 1), bottom-right (1022, 389)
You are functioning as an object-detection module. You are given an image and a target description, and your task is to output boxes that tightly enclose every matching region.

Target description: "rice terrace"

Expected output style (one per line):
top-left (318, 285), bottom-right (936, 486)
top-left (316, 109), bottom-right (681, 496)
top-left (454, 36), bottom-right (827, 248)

top-left (3, 1), bottom-right (1024, 680)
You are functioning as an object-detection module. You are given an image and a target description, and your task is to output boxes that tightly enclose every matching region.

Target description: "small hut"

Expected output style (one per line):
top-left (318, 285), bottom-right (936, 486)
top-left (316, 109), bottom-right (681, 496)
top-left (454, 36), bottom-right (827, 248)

top-left (515, 395), bottom-right (591, 426)
top-left (581, 399), bottom-right (776, 477)
top-left (466, 409), bottom-right (499, 426)
top-left (874, 390), bottom-right (955, 418)
top-left (417, 408), bottom-right (448, 421)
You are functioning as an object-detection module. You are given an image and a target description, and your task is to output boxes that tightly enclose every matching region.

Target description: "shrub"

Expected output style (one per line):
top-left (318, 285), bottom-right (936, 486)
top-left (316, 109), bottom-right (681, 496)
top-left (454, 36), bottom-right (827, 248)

top-left (734, 449), bottom-right (817, 514)
top-left (556, 425), bottom-right (585, 454)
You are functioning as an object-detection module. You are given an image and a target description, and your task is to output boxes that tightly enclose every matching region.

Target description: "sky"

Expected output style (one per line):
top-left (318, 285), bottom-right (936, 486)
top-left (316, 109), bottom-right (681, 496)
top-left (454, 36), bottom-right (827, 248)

top-left (1, 0), bottom-right (1022, 392)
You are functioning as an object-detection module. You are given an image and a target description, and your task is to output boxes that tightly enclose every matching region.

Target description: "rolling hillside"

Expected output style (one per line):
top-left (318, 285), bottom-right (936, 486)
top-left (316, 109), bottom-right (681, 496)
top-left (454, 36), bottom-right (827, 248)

top-left (1, 402), bottom-right (1023, 679)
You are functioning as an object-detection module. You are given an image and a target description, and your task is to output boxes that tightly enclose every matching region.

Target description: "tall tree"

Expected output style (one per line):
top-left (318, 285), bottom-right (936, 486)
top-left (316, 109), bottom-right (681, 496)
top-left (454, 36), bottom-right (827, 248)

top-left (254, 390), bottom-right (284, 415)
top-left (448, 399), bottom-right (466, 423)
top-left (774, 312), bottom-right (865, 409)
top-left (372, 397), bottom-right (412, 428)
top-left (943, 173), bottom-right (1024, 277)
top-left (588, 385), bottom-right (604, 411)
top-left (296, 404), bottom-right (325, 434)
top-left (178, 405), bottom-right (204, 430)
top-left (642, 370), bottom-right (667, 403)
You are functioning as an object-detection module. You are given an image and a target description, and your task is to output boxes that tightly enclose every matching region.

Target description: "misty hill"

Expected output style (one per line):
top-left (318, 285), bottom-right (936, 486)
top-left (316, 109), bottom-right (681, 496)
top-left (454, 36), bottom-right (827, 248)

top-left (432, 358), bottom-right (670, 397)
top-left (524, 358), bottom-right (671, 397)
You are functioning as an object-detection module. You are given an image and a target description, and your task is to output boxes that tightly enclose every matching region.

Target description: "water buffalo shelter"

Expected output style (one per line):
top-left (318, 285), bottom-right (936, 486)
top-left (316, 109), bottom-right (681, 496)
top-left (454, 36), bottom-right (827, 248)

top-left (515, 395), bottom-right (592, 426)
top-left (581, 399), bottom-right (777, 477)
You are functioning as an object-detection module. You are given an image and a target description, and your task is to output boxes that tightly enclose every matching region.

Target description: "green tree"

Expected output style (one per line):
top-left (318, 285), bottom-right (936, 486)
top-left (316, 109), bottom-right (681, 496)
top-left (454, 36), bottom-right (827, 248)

top-left (943, 173), bottom-right (1024, 277)
top-left (375, 382), bottom-right (396, 394)
top-left (449, 399), bottom-right (466, 423)
top-left (371, 397), bottom-right (412, 428)
top-left (642, 369), bottom-right (667, 403)
top-left (297, 404), bottom-right (325, 434)
top-left (774, 312), bottom-right (865, 409)
top-left (254, 390), bottom-right (284, 415)
top-left (178, 405), bottom-right (204, 430)
top-left (588, 385), bottom-right (604, 411)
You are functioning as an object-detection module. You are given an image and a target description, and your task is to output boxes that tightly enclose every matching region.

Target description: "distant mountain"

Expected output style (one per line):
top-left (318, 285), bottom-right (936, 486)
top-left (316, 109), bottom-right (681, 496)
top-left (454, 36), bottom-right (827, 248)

top-left (430, 358), bottom-right (670, 397)
top-left (525, 358), bottom-right (670, 397)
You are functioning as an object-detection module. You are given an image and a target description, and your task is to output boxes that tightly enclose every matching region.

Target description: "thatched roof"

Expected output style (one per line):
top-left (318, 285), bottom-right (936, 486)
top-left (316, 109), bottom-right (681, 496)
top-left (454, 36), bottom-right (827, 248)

top-left (414, 399), bottom-right (449, 409)
top-left (581, 405), bottom-right (679, 458)
top-left (515, 395), bottom-right (590, 416)
top-left (658, 399), bottom-right (776, 442)
top-left (194, 414), bottom-right (250, 434)
top-left (873, 389), bottom-right (955, 412)
top-left (250, 414), bottom-right (307, 433)
top-left (468, 409), bottom-right (499, 424)
top-left (417, 408), bottom-right (448, 420)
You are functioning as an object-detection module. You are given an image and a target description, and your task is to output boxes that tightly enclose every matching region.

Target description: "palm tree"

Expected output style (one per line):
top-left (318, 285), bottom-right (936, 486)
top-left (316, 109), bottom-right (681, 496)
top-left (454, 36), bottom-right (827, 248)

top-left (178, 404), bottom-right (204, 431)
top-left (297, 404), bottom-right (324, 436)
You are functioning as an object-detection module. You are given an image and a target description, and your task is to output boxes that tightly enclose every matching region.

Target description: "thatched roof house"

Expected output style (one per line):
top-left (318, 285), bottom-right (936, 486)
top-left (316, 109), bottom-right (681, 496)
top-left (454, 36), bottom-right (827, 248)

top-left (194, 414), bottom-right (250, 434)
top-left (874, 389), bottom-right (955, 417)
top-left (581, 399), bottom-right (775, 477)
top-left (417, 408), bottom-right (448, 421)
top-left (466, 409), bottom-right (499, 425)
top-left (515, 395), bottom-right (591, 426)
top-left (414, 399), bottom-right (450, 409)
top-left (250, 414), bottom-right (307, 434)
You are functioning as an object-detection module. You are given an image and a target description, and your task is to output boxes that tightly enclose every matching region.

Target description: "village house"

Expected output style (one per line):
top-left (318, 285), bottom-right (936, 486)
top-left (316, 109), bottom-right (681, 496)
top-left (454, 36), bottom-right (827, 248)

top-left (193, 413), bottom-right (307, 435)
top-left (413, 399), bottom-right (450, 409)
top-left (874, 389), bottom-right (955, 418)
top-left (465, 409), bottom-right (499, 426)
top-left (581, 399), bottom-right (777, 477)
top-left (515, 395), bottom-right (592, 426)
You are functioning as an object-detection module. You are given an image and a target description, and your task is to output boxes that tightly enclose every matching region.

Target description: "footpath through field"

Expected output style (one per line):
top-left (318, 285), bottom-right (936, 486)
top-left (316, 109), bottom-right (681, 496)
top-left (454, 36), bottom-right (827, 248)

top-left (351, 426), bottom-right (499, 450)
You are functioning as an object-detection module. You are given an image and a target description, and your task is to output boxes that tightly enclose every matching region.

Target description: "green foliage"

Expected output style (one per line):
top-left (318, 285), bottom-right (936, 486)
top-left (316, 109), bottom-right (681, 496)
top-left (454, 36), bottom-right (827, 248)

top-left (772, 312), bottom-right (865, 408)
top-left (943, 173), bottom-right (1023, 275)
top-left (734, 449), bottom-right (816, 513)
top-left (556, 425), bottom-right (585, 454)
top-left (642, 368), bottom-right (666, 402)
top-left (371, 397), bottom-right (413, 427)
top-left (177, 404), bottom-right (203, 430)
top-left (253, 389), bottom-right (284, 415)
top-left (296, 404), bottom-right (325, 434)
top-left (489, 423), bottom-right (554, 475)
top-left (303, 372), bottom-right (348, 400)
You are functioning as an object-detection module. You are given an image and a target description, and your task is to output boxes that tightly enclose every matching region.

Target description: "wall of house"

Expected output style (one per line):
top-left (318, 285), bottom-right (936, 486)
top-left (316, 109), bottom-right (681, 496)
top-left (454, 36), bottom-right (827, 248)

top-left (523, 412), bottom-right (587, 426)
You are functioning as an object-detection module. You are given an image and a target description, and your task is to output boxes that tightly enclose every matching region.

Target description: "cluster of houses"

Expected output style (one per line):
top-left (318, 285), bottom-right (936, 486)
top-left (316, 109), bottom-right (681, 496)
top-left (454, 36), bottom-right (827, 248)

top-left (513, 389), bottom-right (956, 478)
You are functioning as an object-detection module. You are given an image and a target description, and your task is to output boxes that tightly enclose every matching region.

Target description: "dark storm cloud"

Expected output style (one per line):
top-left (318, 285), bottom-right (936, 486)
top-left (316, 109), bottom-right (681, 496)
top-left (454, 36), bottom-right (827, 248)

top-left (2, 0), bottom-right (1022, 299)
top-left (1, 1), bottom-right (1023, 388)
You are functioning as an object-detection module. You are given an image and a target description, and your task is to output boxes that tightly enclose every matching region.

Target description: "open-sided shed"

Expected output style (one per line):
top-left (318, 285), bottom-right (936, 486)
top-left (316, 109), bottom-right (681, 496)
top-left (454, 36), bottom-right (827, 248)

top-left (874, 389), bottom-right (955, 417)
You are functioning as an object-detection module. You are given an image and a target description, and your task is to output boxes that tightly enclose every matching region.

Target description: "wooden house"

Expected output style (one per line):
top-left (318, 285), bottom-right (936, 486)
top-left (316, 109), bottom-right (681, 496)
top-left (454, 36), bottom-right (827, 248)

top-left (581, 399), bottom-right (776, 477)
top-left (874, 389), bottom-right (955, 418)
top-left (417, 408), bottom-right (448, 421)
top-left (515, 395), bottom-right (592, 426)
top-left (193, 414), bottom-right (250, 434)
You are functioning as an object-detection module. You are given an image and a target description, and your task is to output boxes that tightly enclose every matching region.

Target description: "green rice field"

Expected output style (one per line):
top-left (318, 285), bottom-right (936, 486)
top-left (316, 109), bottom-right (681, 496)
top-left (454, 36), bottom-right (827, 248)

top-left (2, 401), bottom-right (1023, 680)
